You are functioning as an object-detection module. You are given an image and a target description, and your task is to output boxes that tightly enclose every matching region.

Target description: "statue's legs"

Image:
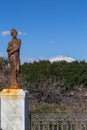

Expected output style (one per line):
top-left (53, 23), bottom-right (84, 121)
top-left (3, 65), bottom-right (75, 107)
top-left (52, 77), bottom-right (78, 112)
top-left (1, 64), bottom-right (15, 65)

top-left (10, 58), bottom-right (18, 88)
top-left (9, 55), bottom-right (21, 89)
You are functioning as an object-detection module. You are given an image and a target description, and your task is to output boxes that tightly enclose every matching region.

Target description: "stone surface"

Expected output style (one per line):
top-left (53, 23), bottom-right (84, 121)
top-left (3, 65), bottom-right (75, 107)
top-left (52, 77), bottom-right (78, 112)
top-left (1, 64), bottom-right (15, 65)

top-left (0, 89), bottom-right (29, 130)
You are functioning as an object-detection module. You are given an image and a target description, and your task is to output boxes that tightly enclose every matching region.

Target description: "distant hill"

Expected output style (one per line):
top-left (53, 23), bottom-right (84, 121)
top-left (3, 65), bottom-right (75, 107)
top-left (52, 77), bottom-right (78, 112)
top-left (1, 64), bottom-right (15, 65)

top-left (49, 56), bottom-right (76, 63)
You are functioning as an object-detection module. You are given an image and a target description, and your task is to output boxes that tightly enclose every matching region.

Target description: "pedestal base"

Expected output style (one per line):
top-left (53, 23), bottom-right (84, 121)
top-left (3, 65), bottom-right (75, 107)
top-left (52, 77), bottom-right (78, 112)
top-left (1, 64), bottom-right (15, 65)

top-left (0, 89), bottom-right (29, 130)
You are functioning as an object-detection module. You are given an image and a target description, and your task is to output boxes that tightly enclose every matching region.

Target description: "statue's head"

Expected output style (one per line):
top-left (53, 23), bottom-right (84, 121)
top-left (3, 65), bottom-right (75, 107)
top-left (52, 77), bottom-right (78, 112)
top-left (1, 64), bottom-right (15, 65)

top-left (11, 29), bottom-right (18, 38)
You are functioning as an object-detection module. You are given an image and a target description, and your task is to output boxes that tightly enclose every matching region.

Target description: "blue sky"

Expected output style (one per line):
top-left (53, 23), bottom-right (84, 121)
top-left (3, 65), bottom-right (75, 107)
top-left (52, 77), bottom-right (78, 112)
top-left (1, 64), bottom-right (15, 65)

top-left (0, 0), bottom-right (87, 62)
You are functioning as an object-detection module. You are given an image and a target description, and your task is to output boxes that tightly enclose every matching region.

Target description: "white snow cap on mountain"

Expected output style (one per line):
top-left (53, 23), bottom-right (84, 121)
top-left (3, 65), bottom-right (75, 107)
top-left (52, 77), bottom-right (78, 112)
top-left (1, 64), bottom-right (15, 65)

top-left (49, 56), bottom-right (76, 63)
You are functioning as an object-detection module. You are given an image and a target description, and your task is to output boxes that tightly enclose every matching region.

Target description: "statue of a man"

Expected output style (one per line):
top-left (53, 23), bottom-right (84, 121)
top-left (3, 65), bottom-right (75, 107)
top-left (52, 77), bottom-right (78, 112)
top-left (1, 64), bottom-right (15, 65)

top-left (7, 29), bottom-right (21, 88)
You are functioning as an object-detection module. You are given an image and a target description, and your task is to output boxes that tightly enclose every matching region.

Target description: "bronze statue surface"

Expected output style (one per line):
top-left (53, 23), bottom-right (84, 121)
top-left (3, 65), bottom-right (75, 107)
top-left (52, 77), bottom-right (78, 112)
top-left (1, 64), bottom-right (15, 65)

top-left (7, 29), bottom-right (21, 89)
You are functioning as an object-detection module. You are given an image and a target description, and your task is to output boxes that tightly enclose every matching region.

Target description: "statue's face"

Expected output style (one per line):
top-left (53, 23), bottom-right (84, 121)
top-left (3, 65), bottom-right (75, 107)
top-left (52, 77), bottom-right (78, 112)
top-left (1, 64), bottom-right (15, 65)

top-left (12, 31), bottom-right (17, 38)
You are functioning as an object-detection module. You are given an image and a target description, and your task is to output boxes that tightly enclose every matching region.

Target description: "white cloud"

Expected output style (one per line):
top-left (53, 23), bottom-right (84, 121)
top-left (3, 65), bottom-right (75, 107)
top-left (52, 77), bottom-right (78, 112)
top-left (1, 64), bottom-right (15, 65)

top-left (18, 31), bottom-right (22, 35)
top-left (18, 31), bottom-right (27, 36)
top-left (21, 57), bottom-right (35, 64)
top-left (21, 57), bottom-right (47, 64)
top-left (49, 56), bottom-right (76, 63)
top-left (1, 31), bottom-right (10, 37)
top-left (1, 30), bottom-right (27, 37)
top-left (38, 56), bottom-right (47, 61)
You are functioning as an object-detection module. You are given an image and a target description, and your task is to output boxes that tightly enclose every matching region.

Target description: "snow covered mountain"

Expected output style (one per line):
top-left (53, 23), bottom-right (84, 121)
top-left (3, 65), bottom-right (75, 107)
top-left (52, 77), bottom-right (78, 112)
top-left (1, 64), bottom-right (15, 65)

top-left (49, 56), bottom-right (76, 63)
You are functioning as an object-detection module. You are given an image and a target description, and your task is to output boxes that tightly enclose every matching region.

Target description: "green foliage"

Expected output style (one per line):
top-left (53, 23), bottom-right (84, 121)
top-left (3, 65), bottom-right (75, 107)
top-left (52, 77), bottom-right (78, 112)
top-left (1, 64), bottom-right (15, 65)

top-left (20, 60), bottom-right (51, 91)
top-left (1, 56), bottom-right (87, 92)
top-left (30, 102), bottom-right (66, 114)
top-left (0, 56), bottom-right (8, 70)
top-left (1, 57), bottom-right (87, 113)
top-left (20, 60), bottom-right (87, 92)
top-left (0, 57), bottom-right (9, 89)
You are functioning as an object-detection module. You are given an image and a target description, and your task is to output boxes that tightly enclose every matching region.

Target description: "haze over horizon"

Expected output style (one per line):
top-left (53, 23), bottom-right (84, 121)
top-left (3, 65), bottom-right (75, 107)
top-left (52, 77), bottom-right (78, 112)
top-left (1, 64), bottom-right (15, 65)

top-left (0, 0), bottom-right (87, 63)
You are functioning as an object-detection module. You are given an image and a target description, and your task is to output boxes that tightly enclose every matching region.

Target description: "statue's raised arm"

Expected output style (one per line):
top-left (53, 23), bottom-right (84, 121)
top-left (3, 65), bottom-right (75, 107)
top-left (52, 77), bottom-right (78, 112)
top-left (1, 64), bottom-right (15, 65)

top-left (7, 29), bottom-right (21, 89)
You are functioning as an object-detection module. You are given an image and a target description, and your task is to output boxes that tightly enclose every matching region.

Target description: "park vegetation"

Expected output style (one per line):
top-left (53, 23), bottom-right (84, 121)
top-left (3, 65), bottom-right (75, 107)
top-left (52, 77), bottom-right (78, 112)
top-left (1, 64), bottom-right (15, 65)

top-left (0, 57), bottom-right (87, 113)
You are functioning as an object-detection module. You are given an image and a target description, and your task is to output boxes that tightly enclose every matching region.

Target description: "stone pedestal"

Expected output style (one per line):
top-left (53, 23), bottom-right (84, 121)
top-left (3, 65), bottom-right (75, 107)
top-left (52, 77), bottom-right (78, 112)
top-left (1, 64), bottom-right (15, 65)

top-left (0, 89), bottom-right (29, 130)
